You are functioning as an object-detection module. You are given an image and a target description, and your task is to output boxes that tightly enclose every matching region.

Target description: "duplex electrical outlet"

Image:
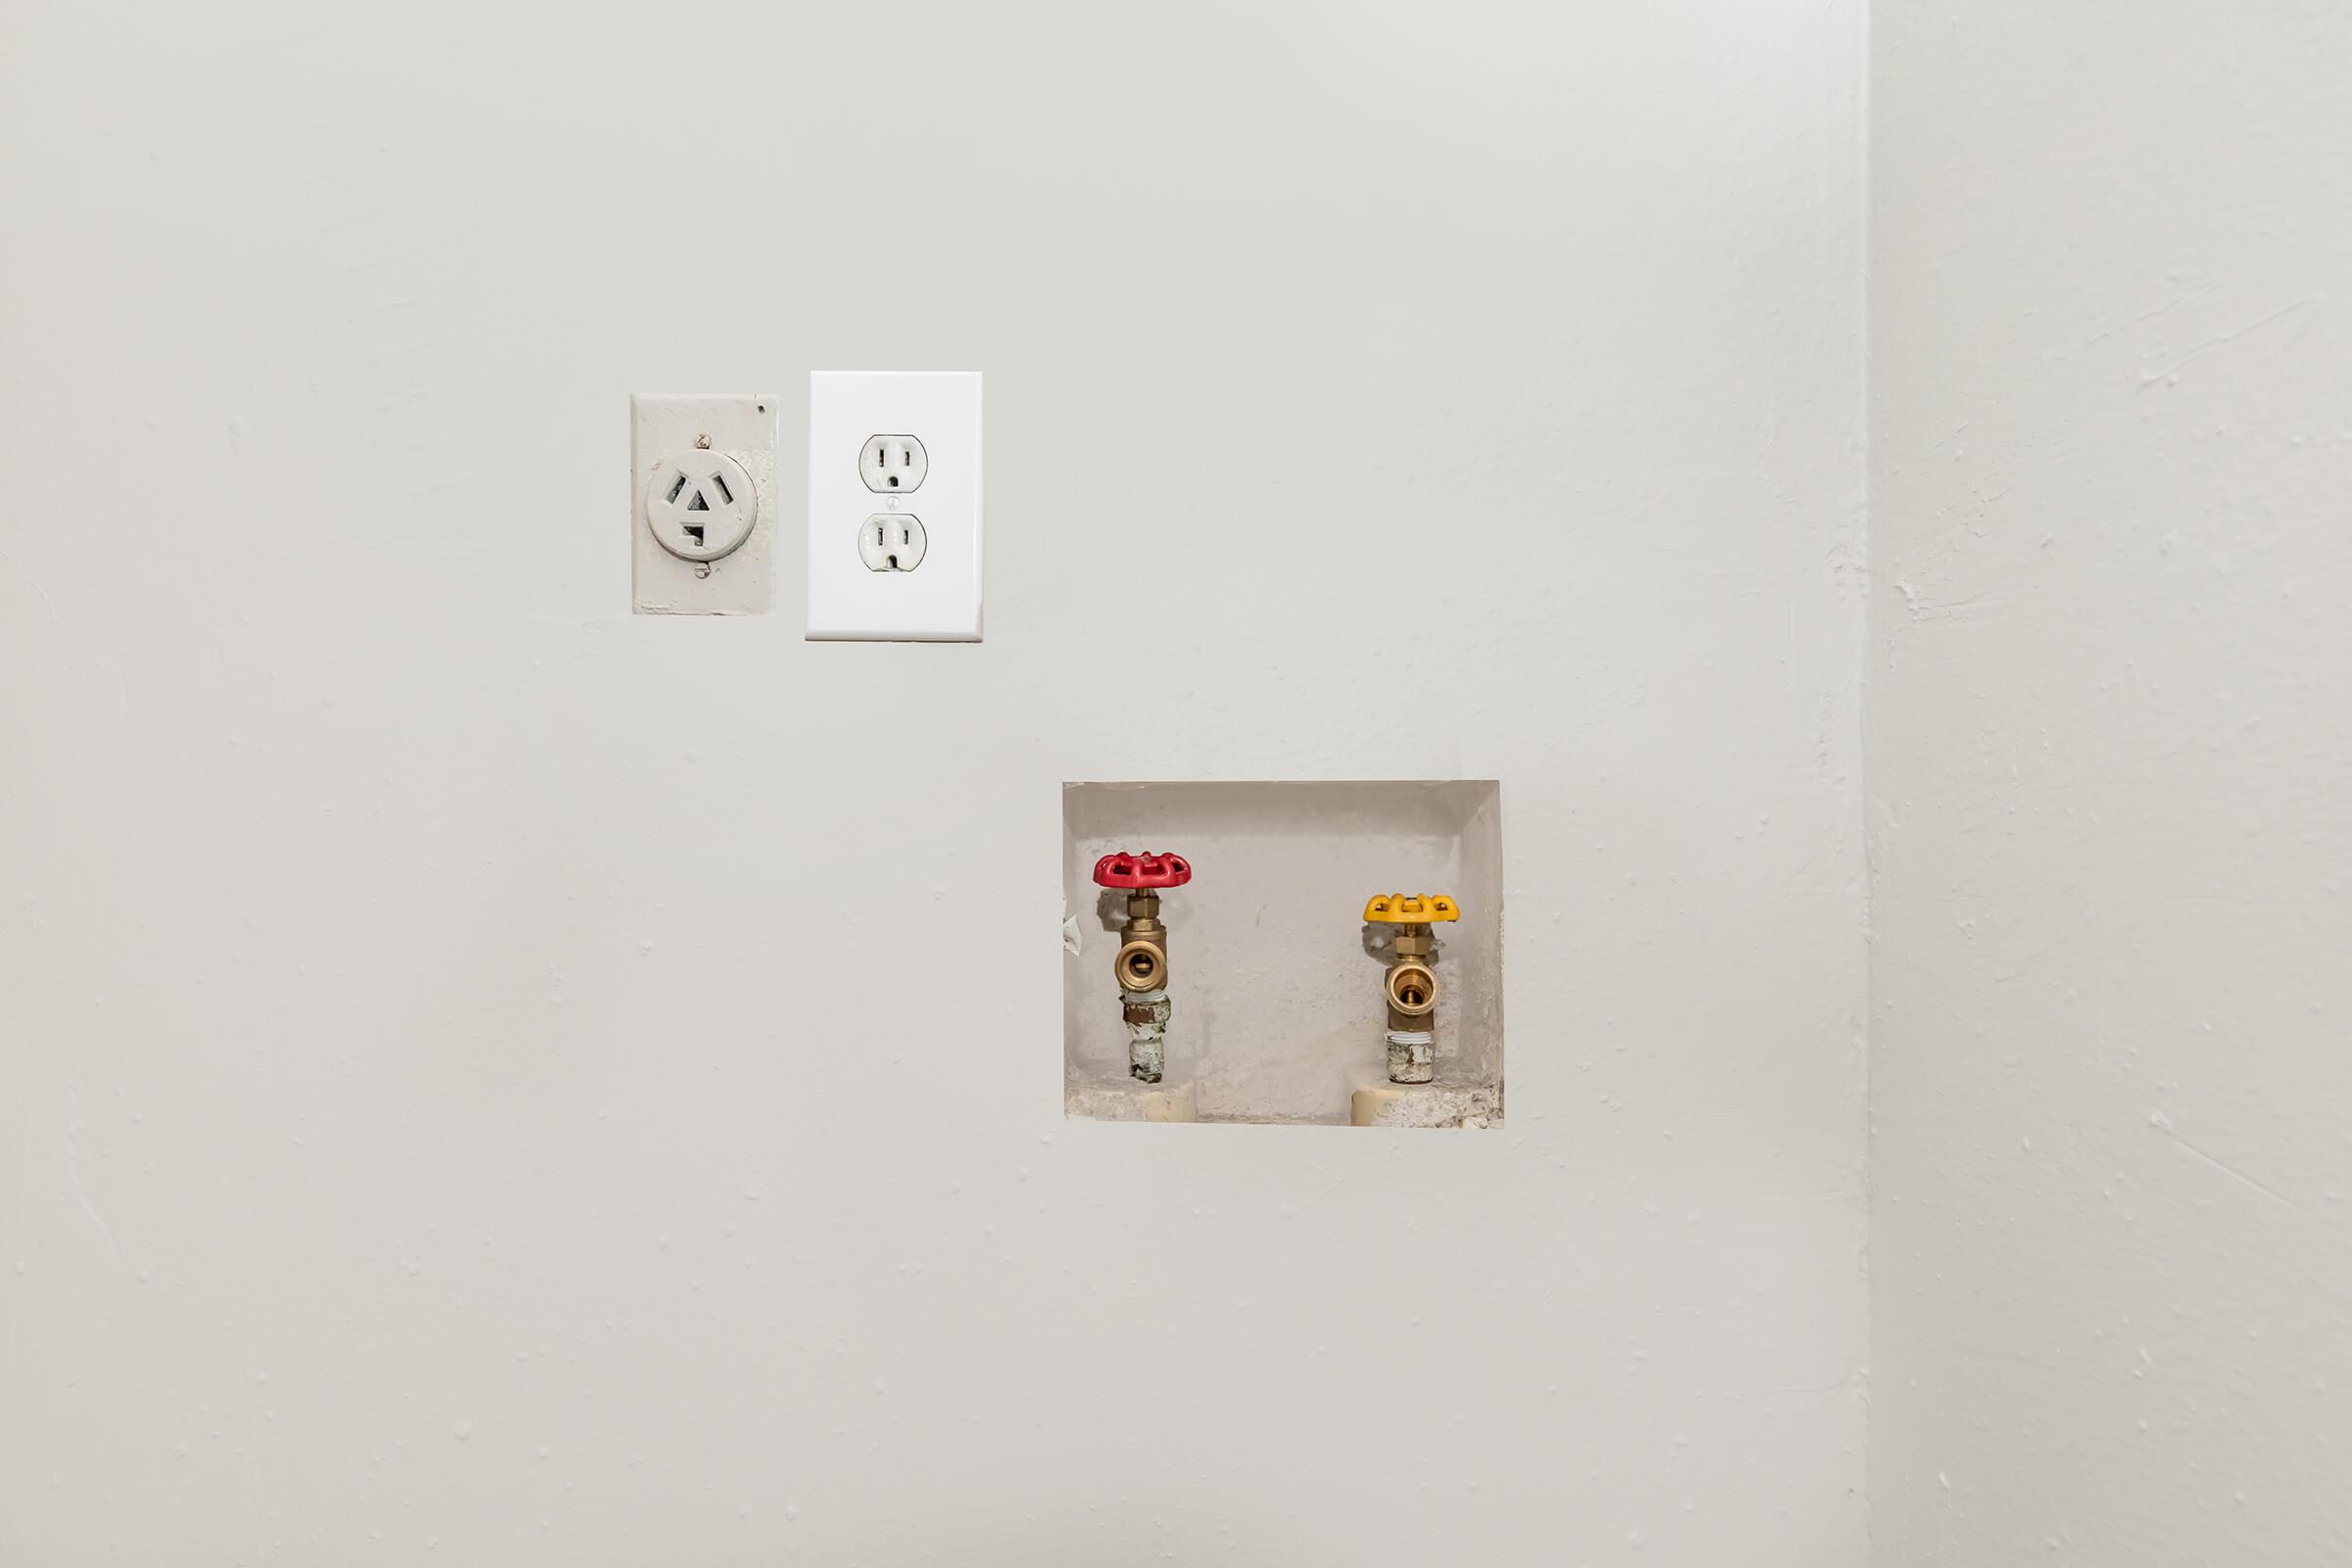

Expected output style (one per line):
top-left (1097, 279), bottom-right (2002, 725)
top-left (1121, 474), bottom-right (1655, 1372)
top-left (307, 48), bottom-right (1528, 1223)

top-left (632, 393), bottom-right (778, 615)
top-left (808, 371), bottom-right (981, 641)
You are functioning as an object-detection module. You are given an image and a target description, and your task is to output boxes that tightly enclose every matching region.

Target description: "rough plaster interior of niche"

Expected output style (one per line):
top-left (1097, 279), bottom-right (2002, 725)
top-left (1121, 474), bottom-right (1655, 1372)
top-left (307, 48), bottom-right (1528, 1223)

top-left (1062, 781), bottom-right (1504, 1125)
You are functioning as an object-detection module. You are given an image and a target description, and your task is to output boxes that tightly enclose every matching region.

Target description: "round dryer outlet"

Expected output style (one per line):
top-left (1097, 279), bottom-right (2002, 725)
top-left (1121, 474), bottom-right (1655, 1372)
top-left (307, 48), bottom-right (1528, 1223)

top-left (645, 450), bottom-right (759, 563)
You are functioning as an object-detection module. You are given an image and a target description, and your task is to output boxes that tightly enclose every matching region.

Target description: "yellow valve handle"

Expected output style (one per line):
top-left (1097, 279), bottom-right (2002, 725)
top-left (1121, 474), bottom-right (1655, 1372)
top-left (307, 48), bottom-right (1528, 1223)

top-left (1363, 894), bottom-right (1460, 924)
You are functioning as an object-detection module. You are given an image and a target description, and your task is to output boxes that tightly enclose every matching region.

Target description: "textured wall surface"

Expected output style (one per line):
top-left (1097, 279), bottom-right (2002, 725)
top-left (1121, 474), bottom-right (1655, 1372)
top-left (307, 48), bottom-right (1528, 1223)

top-left (1869, 4), bottom-right (2352, 1561)
top-left (1, 1), bottom-right (1866, 1560)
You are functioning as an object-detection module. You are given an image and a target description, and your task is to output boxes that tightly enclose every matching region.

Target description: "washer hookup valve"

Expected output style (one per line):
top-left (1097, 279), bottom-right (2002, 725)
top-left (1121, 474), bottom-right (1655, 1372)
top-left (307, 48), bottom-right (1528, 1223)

top-left (1094, 852), bottom-right (1193, 1084)
top-left (1363, 894), bottom-right (1460, 1084)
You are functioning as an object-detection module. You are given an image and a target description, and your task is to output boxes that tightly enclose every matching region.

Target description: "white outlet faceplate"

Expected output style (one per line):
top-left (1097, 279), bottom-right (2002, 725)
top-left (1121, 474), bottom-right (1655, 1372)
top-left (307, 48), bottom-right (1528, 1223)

top-left (808, 371), bottom-right (981, 641)
top-left (632, 393), bottom-right (778, 615)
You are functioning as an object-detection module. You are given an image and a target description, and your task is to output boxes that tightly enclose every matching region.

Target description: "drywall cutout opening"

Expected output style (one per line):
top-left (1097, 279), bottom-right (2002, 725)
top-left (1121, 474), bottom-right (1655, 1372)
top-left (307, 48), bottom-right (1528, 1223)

top-left (1062, 781), bottom-right (1504, 1128)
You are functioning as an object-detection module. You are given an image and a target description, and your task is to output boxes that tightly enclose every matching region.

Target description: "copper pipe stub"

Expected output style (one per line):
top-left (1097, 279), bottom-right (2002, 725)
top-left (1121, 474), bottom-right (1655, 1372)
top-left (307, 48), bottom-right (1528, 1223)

top-left (1122, 988), bottom-right (1172, 1083)
top-left (1386, 1030), bottom-right (1435, 1084)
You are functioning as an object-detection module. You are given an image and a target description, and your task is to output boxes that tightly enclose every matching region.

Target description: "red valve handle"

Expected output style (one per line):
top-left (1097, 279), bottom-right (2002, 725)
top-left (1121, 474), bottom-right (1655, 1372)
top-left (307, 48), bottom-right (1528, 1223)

top-left (1093, 852), bottom-right (1193, 889)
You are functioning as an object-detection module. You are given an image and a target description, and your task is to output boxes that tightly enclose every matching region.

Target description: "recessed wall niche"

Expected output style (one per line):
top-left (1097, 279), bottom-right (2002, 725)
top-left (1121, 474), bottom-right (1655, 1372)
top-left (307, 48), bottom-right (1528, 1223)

top-left (1062, 781), bottom-right (1504, 1127)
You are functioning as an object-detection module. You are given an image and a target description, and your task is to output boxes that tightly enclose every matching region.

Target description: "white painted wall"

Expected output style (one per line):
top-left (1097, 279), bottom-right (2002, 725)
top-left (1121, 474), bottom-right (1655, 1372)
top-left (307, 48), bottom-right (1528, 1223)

top-left (1869, 4), bottom-right (2352, 1560)
top-left (1, 2), bottom-right (1867, 1560)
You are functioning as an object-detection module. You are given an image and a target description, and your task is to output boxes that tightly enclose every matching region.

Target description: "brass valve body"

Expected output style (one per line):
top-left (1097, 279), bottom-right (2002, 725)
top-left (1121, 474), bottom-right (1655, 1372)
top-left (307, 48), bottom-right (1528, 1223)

top-left (1114, 892), bottom-right (1168, 994)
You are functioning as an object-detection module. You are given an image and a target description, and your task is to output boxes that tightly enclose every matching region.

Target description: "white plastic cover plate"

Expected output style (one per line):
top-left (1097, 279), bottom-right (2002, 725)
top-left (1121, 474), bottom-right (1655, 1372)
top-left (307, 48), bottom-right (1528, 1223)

top-left (807, 371), bottom-right (981, 641)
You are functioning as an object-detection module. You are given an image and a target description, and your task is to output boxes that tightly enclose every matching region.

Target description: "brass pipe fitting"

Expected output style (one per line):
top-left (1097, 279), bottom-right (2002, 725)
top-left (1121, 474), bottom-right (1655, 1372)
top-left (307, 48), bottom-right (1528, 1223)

top-left (1115, 941), bottom-right (1168, 993)
top-left (1364, 894), bottom-right (1460, 1086)
top-left (1386, 960), bottom-right (1439, 1019)
top-left (1115, 892), bottom-right (1167, 993)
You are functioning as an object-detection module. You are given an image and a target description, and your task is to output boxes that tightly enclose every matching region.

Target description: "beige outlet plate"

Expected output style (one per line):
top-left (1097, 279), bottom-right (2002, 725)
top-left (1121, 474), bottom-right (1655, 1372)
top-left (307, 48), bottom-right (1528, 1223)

top-left (631, 393), bottom-right (778, 615)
